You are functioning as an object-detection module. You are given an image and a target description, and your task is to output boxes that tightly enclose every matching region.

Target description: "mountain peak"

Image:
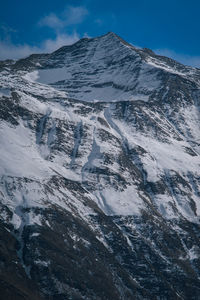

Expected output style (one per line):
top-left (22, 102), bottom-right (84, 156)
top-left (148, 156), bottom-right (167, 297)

top-left (1, 30), bottom-right (200, 300)
top-left (101, 31), bottom-right (119, 39)
top-left (102, 31), bottom-right (117, 37)
top-left (95, 31), bottom-right (135, 48)
top-left (12, 31), bottom-right (199, 103)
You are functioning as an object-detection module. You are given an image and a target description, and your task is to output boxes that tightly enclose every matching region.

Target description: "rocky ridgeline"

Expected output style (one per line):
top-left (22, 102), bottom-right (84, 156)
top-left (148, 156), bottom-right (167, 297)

top-left (0, 32), bottom-right (200, 299)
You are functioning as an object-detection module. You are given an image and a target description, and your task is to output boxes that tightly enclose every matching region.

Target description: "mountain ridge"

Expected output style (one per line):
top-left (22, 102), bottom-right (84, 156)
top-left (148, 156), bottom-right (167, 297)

top-left (0, 32), bottom-right (200, 299)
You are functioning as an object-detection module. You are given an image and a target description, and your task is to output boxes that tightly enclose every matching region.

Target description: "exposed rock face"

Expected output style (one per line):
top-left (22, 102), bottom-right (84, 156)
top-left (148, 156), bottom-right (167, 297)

top-left (0, 32), bottom-right (200, 299)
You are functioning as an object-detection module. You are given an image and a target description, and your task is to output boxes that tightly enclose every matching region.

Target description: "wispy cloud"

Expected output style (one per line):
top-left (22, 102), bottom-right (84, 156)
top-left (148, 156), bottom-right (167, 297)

top-left (0, 4), bottom-right (89, 60)
top-left (0, 24), bottom-right (17, 37)
top-left (38, 13), bottom-right (63, 30)
top-left (0, 32), bottom-right (79, 60)
top-left (154, 48), bottom-right (200, 68)
top-left (38, 6), bottom-right (89, 30)
top-left (94, 18), bottom-right (104, 26)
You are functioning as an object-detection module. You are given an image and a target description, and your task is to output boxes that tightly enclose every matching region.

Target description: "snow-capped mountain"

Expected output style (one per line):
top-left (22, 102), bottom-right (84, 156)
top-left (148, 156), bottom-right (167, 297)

top-left (0, 32), bottom-right (200, 299)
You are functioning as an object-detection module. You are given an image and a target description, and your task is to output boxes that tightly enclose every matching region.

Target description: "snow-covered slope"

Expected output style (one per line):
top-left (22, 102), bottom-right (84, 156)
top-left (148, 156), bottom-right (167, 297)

top-left (0, 32), bottom-right (200, 299)
top-left (14, 32), bottom-right (200, 102)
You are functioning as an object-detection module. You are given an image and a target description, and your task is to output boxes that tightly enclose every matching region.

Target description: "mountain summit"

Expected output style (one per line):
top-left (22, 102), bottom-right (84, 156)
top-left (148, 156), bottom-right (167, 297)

top-left (0, 33), bottom-right (200, 299)
top-left (13, 32), bottom-right (200, 102)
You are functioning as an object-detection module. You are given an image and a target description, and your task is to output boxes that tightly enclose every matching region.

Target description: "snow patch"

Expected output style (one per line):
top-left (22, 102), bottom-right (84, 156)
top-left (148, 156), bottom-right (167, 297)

top-left (23, 71), bottom-right (39, 82)
top-left (95, 186), bottom-right (144, 216)
top-left (0, 87), bottom-right (11, 97)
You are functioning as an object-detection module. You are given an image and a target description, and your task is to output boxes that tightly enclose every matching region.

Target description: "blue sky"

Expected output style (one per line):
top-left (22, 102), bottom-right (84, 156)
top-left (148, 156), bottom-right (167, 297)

top-left (0, 0), bottom-right (200, 66)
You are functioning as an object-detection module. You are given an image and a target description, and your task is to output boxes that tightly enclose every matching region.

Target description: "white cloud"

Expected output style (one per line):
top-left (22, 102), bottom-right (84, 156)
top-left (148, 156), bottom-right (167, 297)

top-left (42, 32), bottom-right (79, 52)
top-left (154, 48), bottom-right (200, 68)
top-left (38, 6), bottom-right (89, 30)
top-left (0, 5), bottom-right (89, 60)
top-left (64, 6), bottom-right (88, 25)
top-left (0, 32), bottom-right (79, 60)
top-left (38, 13), bottom-right (63, 29)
